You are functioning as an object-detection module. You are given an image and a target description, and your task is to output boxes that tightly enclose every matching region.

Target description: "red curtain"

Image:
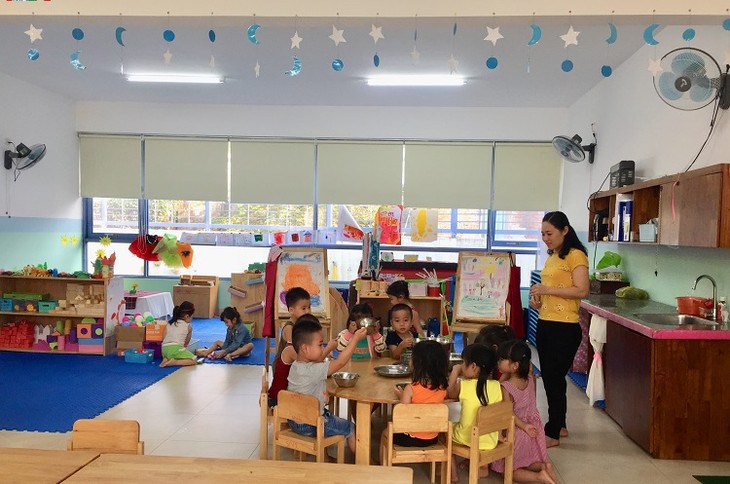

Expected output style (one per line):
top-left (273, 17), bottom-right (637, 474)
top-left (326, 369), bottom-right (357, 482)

top-left (507, 262), bottom-right (524, 339)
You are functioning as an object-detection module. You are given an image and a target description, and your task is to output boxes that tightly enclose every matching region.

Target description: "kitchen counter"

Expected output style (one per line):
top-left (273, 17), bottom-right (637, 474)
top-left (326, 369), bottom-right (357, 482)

top-left (581, 294), bottom-right (730, 339)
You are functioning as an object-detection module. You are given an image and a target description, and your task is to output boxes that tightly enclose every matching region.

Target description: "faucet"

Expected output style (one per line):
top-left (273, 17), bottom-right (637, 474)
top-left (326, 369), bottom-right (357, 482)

top-left (692, 274), bottom-right (717, 321)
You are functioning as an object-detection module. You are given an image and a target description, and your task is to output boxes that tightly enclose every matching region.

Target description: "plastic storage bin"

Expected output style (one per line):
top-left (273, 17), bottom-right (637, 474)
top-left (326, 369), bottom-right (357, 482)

top-left (38, 301), bottom-right (59, 313)
top-left (124, 348), bottom-right (155, 364)
top-left (0, 298), bottom-right (12, 311)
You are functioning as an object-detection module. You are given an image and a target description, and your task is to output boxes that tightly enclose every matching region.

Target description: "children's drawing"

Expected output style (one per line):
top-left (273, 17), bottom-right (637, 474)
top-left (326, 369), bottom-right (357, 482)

top-left (276, 248), bottom-right (329, 318)
top-left (454, 252), bottom-right (510, 322)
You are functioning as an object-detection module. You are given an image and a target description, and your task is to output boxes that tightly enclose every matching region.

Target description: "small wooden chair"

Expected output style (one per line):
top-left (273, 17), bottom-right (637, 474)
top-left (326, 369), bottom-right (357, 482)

top-left (272, 390), bottom-right (346, 463)
top-left (67, 419), bottom-right (144, 455)
top-left (451, 400), bottom-right (515, 484)
top-left (260, 366), bottom-right (274, 459)
top-left (380, 403), bottom-right (452, 484)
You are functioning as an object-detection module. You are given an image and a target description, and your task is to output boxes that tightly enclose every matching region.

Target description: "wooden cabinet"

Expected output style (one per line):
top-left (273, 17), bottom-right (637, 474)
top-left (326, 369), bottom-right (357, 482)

top-left (602, 318), bottom-right (730, 461)
top-left (229, 272), bottom-right (265, 338)
top-left (356, 295), bottom-right (446, 333)
top-left (588, 163), bottom-right (730, 247)
top-left (0, 275), bottom-right (124, 355)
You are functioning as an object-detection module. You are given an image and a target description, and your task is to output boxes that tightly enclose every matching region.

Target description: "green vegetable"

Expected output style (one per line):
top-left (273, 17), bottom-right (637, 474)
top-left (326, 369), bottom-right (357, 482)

top-left (597, 251), bottom-right (622, 270)
top-left (615, 286), bottom-right (649, 300)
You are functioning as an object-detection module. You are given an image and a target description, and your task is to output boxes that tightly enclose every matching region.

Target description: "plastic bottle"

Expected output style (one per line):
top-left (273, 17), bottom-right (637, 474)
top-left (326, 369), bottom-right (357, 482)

top-left (717, 296), bottom-right (729, 323)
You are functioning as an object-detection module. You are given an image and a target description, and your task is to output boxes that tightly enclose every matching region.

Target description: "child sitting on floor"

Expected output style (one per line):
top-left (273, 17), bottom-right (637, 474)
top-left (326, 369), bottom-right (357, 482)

top-left (160, 301), bottom-right (197, 368)
top-left (196, 306), bottom-right (253, 362)
top-left (336, 303), bottom-right (386, 359)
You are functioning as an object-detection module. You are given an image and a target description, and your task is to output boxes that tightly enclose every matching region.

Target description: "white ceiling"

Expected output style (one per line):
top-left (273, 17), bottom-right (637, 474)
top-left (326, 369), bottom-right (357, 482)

top-left (0, 15), bottom-right (688, 108)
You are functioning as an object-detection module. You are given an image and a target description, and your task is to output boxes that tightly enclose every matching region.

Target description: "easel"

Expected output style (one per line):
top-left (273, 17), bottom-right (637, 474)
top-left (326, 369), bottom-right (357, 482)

top-left (451, 252), bottom-right (512, 346)
top-left (265, 248), bottom-right (331, 369)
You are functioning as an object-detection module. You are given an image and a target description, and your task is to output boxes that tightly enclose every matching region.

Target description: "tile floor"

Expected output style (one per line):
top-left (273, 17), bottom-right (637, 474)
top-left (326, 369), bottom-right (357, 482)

top-left (2, 363), bottom-right (730, 483)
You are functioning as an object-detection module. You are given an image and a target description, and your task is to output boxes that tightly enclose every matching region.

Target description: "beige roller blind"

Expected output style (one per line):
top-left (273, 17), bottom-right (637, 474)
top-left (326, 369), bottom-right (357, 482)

top-left (493, 143), bottom-right (561, 211)
top-left (144, 137), bottom-right (227, 201)
top-left (79, 135), bottom-right (141, 198)
top-left (230, 140), bottom-right (314, 204)
top-left (404, 142), bottom-right (492, 208)
top-left (317, 142), bottom-right (403, 205)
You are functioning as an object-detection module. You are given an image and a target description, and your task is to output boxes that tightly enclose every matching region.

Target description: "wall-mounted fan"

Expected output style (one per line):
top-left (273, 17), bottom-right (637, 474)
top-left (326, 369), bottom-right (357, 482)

top-left (552, 134), bottom-right (597, 164)
top-left (654, 47), bottom-right (730, 111)
top-left (4, 142), bottom-right (47, 181)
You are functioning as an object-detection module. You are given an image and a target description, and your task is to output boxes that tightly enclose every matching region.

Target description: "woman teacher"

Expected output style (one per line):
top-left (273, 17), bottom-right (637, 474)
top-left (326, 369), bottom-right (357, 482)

top-left (530, 211), bottom-right (589, 448)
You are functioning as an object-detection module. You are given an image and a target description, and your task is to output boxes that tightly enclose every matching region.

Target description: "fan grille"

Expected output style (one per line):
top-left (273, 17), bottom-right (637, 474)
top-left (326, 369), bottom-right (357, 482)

top-left (654, 48), bottom-right (721, 111)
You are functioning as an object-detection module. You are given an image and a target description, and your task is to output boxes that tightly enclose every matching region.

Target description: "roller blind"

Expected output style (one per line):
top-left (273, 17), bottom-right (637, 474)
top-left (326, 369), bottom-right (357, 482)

top-left (317, 142), bottom-right (402, 205)
top-left (404, 143), bottom-right (492, 208)
top-left (230, 140), bottom-right (314, 204)
top-left (79, 135), bottom-right (141, 198)
top-left (144, 137), bottom-right (227, 201)
top-left (493, 143), bottom-right (561, 211)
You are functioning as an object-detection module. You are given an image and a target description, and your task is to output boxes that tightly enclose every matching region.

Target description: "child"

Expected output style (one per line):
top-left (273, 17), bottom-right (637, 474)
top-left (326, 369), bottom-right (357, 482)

top-left (474, 325), bottom-right (516, 379)
top-left (448, 343), bottom-right (506, 482)
top-left (385, 303), bottom-right (417, 360)
top-left (197, 307), bottom-right (253, 361)
top-left (336, 303), bottom-right (386, 359)
top-left (275, 287), bottom-right (311, 363)
top-left (391, 340), bottom-right (449, 446)
top-left (386, 280), bottom-right (426, 337)
top-left (491, 340), bottom-right (556, 484)
top-left (287, 315), bottom-right (368, 453)
top-left (160, 301), bottom-right (197, 368)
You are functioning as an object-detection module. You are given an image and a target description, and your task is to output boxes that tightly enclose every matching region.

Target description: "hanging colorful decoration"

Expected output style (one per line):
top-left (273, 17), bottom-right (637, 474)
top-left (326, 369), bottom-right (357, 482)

top-left (25, 23), bottom-right (42, 61)
top-left (410, 208), bottom-right (438, 243)
top-left (336, 205), bottom-right (364, 242)
top-left (643, 23), bottom-right (660, 46)
top-left (448, 19), bottom-right (459, 74)
top-left (646, 12), bottom-right (662, 77)
top-left (560, 21), bottom-right (579, 73)
top-left (115, 26), bottom-right (126, 47)
top-left (725, 15), bottom-right (730, 68)
top-left (375, 205), bottom-right (402, 245)
top-left (248, 16), bottom-right (261, 78)
top-left (526, 15), bottom-right (541, 74)
top-left (369, 16), bottom-right (384, 68)
top-left (286, 16), bottom-right (303, 77)
top-left (128, 233), bottom-right (194, 268)
top-left (162, 13), bottom-right (175, 65)
top-left (208, 16), bottom-right (217, 69)
top-left (285, 55), bottom-right (302, 76)
top-left (601, 18), bottom-right (617, 78)
top-left (70, 17), bottom-right (87, 71)
top-left (484, 22), bottom-right (503, 70)
top-left (329, 22), bottom-right (346, 72)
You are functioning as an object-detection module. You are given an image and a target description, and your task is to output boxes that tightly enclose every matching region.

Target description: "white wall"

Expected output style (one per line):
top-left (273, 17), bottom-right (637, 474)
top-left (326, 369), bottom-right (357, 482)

top-left (0, 72), bottom-right (79, 219)
top-left (76, 103), bottom-right (567, 141)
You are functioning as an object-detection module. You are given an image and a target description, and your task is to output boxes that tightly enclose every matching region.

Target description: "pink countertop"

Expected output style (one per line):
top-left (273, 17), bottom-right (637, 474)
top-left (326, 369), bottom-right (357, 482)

top-left (581, 295), bottom-right (730, 340)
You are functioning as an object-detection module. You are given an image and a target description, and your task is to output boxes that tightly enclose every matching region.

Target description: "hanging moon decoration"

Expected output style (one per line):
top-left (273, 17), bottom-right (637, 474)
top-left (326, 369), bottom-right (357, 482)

top-left (70, 50), bottom-right (87, 70)
top-left (115, 26), bottom-right (126, 47)
top-left (528, 24), bottom-right (542, 45)
top-left (247, 24), bottom-right (261, 44)
top-left (606, 23), bottom-right (618, 45)
top-left (285, 55), bottom-right (302, 76)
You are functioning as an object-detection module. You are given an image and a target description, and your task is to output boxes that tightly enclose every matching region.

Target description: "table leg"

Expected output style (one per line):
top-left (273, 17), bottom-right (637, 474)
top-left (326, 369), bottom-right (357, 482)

top-left (355, 401), bottom-right (372, 465)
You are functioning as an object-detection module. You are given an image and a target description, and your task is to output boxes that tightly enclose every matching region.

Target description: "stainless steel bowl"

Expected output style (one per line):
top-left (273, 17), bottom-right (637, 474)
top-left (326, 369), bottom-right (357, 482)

top-left (357, 317), bottom-right (378, 335)
top-left (332, 372), bottom-right (360, 388)
top-left (374, 364), bottom-right (412, 378)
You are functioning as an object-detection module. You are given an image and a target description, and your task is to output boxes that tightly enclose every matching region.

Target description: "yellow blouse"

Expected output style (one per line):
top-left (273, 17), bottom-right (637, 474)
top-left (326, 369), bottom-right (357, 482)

top-left (452, 379), bottom-right (503, 449)
top-left (538, 248), bottom-right (588, 323)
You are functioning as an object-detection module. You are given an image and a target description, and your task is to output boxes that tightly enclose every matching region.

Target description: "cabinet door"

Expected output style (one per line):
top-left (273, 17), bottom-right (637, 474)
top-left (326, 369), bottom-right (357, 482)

top-left (658, 173), bottom-right (722, 247)
top-left (604, 320), bottom-right (652, 452)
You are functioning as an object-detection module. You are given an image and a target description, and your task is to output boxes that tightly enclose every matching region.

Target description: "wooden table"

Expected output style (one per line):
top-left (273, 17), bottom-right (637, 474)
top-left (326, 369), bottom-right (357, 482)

top-left (62, 453), bottom-right (413, 483)
top-left (326, 358), bottom-right (409, 465)
top-left (0, 447), bottom-right (99, 484)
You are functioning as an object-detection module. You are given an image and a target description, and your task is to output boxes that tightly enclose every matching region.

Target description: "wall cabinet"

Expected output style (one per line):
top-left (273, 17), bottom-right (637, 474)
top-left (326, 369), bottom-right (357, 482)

top-left (588, 163), bottom-right (730, 247)
top-left (0, 275), bottom-right (124, 355)
top-left (356, 294), bottom-right (446, 333)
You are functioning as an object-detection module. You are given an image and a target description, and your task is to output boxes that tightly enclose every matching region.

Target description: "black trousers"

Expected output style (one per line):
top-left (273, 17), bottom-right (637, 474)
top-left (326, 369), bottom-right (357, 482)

top-left (536, 319), bottom-right (582, 440)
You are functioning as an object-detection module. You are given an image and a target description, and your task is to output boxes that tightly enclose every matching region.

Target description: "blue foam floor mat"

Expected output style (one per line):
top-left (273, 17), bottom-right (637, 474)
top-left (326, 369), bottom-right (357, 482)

top-left (0, 351), bottom-right (178, 432)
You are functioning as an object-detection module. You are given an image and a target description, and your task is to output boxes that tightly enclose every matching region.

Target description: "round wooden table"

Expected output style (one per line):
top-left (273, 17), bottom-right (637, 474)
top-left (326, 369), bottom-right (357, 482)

top-left (326, 358), bottom-right (410, 465)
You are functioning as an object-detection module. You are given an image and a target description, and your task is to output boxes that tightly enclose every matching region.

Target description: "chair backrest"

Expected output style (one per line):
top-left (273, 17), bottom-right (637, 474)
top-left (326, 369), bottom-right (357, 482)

top-left (276, 390), bottom-right (321, 426)
top-left (474, 400), bottom-right (514, 436)
top-left (261, 366), bottom-right (269, 395)
top-left (391, 403), bottom-right (450, 434)
top-left (69, 419), bottom-right (143, 454)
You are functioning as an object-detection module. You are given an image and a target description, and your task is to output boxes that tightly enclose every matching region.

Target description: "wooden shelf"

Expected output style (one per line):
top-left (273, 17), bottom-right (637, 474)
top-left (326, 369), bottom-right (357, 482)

top-left (0, 347), bottom-right (103, 355)
top-left (357, 295), bottom-right (443, 301)
top-left (0, 311), bottom-right (103, 318)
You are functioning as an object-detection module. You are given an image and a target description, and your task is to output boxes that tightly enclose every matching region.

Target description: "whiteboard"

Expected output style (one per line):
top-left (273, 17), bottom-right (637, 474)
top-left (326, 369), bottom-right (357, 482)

top-left (275, 248), bottom-right (330, 319)
top-left (453, 251), bottom-right (511, 323)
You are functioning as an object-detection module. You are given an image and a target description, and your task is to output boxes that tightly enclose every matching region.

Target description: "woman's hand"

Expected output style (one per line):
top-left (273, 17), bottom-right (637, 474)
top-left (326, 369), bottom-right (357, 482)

top-left (529, 293), bottom-right (542, 309)
top-left (530, 283), bottom-right (550, 297)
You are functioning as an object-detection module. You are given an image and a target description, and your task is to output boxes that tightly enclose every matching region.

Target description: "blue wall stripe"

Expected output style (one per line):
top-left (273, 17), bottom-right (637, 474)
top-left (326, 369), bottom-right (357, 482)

top-left (0, 217), bottom-right (82, 232)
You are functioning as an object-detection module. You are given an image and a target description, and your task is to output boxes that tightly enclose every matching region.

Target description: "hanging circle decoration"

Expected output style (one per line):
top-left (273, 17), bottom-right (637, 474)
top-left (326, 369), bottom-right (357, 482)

top-left (27, 48), bottom-right (40, 61)
top-left (163, 29), bottom-right (175, 42)
top-left (373, 54), bottom-right (380, 67)
top-left (331, 58), bottom-right (344, 71)
top-left (485, 56), bottom-right (499, 69)
top-left (682, 28), bottom-right (696, 41)
top-left (601, 65), bottom-right (613, 77)
top-left (208, 30), bottom-right (216, 43)
top-left (723, 18), bottom-right (730, 31)
top-left (71, 27), bottom-right (85, 41)
top-left (561, 59), bottom-right (574, 72)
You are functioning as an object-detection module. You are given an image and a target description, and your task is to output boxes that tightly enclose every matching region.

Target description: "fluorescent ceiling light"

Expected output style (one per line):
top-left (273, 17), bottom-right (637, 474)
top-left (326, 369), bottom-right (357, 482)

top-left (126, 74), bottom-right (224, 84)
top-left (367, 75), bottom-right (465, 87)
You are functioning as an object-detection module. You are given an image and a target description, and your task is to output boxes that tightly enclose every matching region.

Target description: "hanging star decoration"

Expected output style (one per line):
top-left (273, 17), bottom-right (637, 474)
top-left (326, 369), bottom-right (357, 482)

top-left (60, 235), bottom-right (69, 246)
top-left (411, 46), bottom-right (421, 63)
top-left (209, 55), bottom-right (215, 69)
top-left (70, 235), bottom-right (79, 246)
top-left (647, 58), bottom-right (663, 76)
top-left (25, 24), bottom-right (43, 43)
top-left (369, 24), bottom-right (384, 44)
top-left (560, 26), bottom-right (580, 47)
top-left (448, 54), bottom-right (459, 74)
top-left (163, 48), bottom-right (173, 64)
top-left (254, 61), bottom-right (261, 78)
top-left (484, 26), bottom-right (503, 46)
top-left (290, 31), bottom-right (302, 49)
top-left (329, 25), bottom-right (346, 46)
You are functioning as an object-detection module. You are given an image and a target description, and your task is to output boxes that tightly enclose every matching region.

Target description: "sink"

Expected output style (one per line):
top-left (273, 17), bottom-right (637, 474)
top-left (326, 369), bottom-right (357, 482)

top-left (633, 313), bottom-right (719, 328)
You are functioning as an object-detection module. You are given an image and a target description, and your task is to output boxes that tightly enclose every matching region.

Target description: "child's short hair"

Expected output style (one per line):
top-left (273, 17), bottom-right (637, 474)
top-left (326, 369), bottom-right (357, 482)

top-left (390, 303), bottom-right (413, 320)
top-left (474, 324), bottom-right (516, 349)
top-left (411, 340), bottom-right (448, 390)
top-left (220, 306), bottom-right (241, 323)
top-left (348, 303), bottom-right (373, 322)
top-left (291, 314), bottom-right (322, 352)
top-left (386, 280), bottom-right (410, 299)
top-left (285, 287), bottom-right (310, 309)
top-left (498, 339), bottom-right (531, 379)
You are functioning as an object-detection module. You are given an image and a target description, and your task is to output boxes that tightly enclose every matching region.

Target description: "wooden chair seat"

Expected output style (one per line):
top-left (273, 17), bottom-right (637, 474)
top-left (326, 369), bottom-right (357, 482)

top-left (67, 419), bottom-right (144, 455)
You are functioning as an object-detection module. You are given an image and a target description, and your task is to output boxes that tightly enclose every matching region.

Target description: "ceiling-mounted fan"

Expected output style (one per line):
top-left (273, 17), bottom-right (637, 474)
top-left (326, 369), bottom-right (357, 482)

top-left (4, 141), bottom-right (47, 181)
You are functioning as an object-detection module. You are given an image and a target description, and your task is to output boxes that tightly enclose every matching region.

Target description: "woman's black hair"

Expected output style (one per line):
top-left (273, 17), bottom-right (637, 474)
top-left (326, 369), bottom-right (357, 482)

top-left (497, 339), bottom-right (531, 380)
top-left (543, 211), bottom-right (588, 259)
top-left (170, 301), bottom-right (195, 325)
top-left (220, 306), bottom-right (242, 324)
top-left (386, 280), bottom-right (410, 299)
top-left (411, 340), bottom-right (448, 390)
top-left (461, 343), bottom-right (497, 406)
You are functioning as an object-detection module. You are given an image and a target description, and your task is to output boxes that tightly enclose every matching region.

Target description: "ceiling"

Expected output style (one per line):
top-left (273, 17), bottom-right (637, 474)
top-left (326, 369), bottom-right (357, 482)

top-left (0, 15), bottom-right (682, 108)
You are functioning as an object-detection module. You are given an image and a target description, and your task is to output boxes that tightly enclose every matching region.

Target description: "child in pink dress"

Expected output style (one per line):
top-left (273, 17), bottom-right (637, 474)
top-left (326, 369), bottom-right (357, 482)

top-left (492, 340), bottom-right (557, 484)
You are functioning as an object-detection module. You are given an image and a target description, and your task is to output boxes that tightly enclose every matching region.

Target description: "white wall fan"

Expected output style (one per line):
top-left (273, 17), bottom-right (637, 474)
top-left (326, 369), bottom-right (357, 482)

top-left (4, 141), bottom-right (47, 181)
top-left (654, 47), bottom-right (730, 111)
